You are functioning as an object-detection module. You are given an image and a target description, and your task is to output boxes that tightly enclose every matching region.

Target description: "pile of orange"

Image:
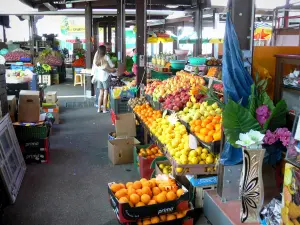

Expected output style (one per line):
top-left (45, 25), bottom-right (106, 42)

top-left (138, 145), bottom-right (164, 159)
top-left (134, 103), bottom-right (162, 127)
top-left (189, 115), bottom-right (222, 143)
top-left (136, 208), bottom-right (190, 224)
top-left (110, 178), bottom-right (185, 208)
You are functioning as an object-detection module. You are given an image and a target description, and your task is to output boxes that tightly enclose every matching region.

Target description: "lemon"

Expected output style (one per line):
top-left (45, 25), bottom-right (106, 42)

top-left (176, 167), bottom-right (183, 173)
top-left (190, 157), bottom-right (199, 164)
top-left (206, 156), bottom-right (214, 164)
top-left (201, 153), bottom-right (207, 160)
top-left (199, 160), bottom-right (205, 164)
top-left (159, 164), bottom-right (165, 169)
top-left (202, 148), bottom-right (208, 154)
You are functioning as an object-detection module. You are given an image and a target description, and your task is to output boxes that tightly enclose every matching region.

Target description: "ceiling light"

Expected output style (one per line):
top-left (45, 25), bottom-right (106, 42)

top-left (166, 5), bottom-right (180, 9)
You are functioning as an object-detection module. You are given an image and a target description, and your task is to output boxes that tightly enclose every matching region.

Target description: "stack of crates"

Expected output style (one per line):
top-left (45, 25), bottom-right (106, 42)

top-left (0, 65), bottom-right (8, 117)
top-left (109, 88), bottom-right (131, 114)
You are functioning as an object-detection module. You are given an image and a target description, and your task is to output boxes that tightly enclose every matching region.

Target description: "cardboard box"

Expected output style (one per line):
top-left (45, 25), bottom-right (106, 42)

top-left (108, 113), bottom-right (140, 165)
top-left (155, 160), bottom-right (172, 176)
top-left (45, 91), bottom-right (57, 103)
top-left (7, 95), bottom-right (16, 122)
top-left (108, 138), bottom-right (137, 165)
top-left (18, 90), bottom-right (40, 123)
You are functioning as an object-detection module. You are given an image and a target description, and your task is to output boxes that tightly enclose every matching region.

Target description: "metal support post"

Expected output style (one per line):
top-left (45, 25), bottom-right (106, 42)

top-left (85, 1), bottom-right (93, 97)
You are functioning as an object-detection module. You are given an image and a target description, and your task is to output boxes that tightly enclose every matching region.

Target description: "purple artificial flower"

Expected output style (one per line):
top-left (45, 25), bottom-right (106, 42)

top-left (256, 105), bottom-right (271, 126)
top-left (263, 130), bottom-right (277, 145)
top-left (275, 128), bottom-right (292, 147)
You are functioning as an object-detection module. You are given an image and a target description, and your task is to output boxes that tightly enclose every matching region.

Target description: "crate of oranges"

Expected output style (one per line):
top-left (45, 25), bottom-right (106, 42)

top-left (132, 204), bottom-right (194, 225)
top-left (133, 103), bottom-right (162, 129)
top-left (135, 145), bottom-right (166, 180)
top-left (108, 177), bottom-right (189, 223)
top-left (189, 115), bottom-right (222, 154)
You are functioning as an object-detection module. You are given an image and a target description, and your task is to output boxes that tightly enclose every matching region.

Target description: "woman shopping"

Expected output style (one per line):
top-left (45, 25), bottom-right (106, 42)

top-left (92, 45), bottom-right (116, 113)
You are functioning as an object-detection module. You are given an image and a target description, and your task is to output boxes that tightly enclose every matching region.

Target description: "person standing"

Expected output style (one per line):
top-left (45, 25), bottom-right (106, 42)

top-left (92, 45), bottom-right (116, 113)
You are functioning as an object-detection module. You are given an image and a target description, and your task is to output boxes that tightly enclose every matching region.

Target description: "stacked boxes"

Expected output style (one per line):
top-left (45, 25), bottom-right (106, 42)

top-left (42, 91), bottom-right (59, 124)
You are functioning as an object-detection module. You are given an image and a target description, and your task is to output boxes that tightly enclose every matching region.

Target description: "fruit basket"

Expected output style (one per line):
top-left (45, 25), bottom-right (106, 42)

top-left (108, 178), bottom-right (190, 223)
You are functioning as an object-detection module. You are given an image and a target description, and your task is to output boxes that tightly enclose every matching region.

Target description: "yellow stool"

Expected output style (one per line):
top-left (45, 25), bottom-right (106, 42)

top-left (74, 73), bottom-right (83, 86)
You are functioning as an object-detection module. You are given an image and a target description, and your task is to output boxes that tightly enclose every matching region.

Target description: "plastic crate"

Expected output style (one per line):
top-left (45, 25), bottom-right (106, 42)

top-left (0, 88), bottom-right (8, 117)
top-left (151, 70), bottom-right (173, 80)
top-left (110, 91), bottom-right (130, 114)
top-left (10, 65), bottom-right (23, 70)
top-left (23, 66), bottom-right (34, 71)
top-left (19, 57), bottom-right (31, 62)
top-left (38, 74), bottom-right (51, 86)
top-left (29, 74), bottom-right (38, 90)
top-left (15, 125), bottom-right (50, 142)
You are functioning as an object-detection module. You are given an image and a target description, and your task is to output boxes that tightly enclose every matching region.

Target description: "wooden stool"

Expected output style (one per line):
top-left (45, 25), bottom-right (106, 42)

top-left (74, 73), bottom-right (83, 86)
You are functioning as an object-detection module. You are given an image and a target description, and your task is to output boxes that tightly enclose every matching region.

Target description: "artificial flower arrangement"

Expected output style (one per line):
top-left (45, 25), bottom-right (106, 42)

top-left (207, 76), bottom-right (292, 151)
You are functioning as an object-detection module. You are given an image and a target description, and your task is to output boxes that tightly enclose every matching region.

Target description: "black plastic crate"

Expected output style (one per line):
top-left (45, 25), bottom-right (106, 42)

top-left (110, 97), bottom-right (130, 114)
top-left (7, 83), bottom-right (29, 98)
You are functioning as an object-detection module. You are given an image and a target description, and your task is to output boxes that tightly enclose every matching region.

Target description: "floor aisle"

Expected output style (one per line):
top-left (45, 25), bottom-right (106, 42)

top-left (3, 98), bottom-right (139, 225)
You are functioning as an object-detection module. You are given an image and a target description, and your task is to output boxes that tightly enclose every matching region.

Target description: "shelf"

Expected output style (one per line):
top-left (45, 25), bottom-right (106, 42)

top-left (285, 157), bottom-right (300, 168)
top-left (283, 84), bottom-right (300, 92)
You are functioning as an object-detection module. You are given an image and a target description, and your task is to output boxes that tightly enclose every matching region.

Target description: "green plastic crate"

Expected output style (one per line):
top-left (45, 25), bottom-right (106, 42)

top-left (150, 70), bottom-right (174, 81)
top-left (15, 125), bottom-right (50, 142)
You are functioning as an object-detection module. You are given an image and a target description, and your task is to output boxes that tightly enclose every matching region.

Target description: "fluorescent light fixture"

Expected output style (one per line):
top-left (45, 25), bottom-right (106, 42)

top-left (166, 5), bottom-right (180, 8)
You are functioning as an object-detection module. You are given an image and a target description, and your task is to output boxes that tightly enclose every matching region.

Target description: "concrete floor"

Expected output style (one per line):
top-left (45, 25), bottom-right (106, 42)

top-left (3, 80), bottom-right (210, 225)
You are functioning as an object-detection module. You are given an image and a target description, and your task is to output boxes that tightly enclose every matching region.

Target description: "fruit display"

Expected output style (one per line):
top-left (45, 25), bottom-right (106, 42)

top-left (177, 101), bottom-right (222, 124)
top-left (160, 88), bottom-right (190, 112)
top-left (205, 57), bottom-right (222, 66)
top-left (128, 96), bottom-right (148, 109)
top-left (134, 104), bottom-right (162, 127)
top-left (213, 83), bottom-right (224, 93)
top-left (189, 115), bottom-right (222, 143)
top-left (207, 67), bottom-right (218, 77)
top-left (138, 146), bottom-right (164, 159)
top-left (145, 80), bottom-right (162, 95)
top-left (72, 57), bottom-right (85, 67)
top-left (110, 78), bottom-right (125, 87)
top-left (136, 207), bottom-right (192, 224)
top-left (152, 73), bottom-right (205, 102)
top-left (158, 163), bottom-right (173, 175)
top-left (4, 51), bottom-right (31, 62)
top-left (109, 177), bottom-right (187, 207)
top-left (174, 146), bottom-right (218, 173)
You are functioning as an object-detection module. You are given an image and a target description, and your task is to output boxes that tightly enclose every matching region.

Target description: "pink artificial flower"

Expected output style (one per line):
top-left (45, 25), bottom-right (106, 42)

top-left (263, 130), bottom-right (277, 145)
top-left (256, 105), bottom-right (271, 126)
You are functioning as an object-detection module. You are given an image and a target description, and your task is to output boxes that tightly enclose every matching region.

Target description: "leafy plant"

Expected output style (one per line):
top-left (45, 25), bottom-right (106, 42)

top-left (222, 77), bottom-right (288, 147)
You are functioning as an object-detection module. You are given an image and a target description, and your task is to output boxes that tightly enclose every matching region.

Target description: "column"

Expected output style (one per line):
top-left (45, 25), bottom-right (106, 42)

top-left (28, 16), bottom-right (35, 61)
top-left (116, 0), bottom-right (126, 64)
top-left (108, 23), bottom-right (112, 44)
top-left (194, 6), bottom-right (203, 56)
top-left (136, 0), bottom-right (147, 91)
top-left (93, 21), bottom-right (99, 53)
top-left (85, 1), bottom-right (93, 97)
top-left (103, 25), bottom-right (107, 43)
top-left (231, 0), bottom-right (255, 50)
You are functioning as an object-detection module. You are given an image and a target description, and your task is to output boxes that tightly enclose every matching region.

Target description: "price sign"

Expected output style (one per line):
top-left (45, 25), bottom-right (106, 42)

top-left (189, 134), bottom-right (198, 149)
top-left (208, 77), bottom-right (214, 89)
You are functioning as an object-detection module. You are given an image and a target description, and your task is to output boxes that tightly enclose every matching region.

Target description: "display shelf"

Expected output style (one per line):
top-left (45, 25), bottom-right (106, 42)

top-left (285, 158), bottom-right (300, 168)
top-left (283, 84), bottom-right (300, 92)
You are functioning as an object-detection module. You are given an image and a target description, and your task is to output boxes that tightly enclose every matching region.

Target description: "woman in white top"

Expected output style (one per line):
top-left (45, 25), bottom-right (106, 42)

top-left (92, 45), bottom-right (116, 113)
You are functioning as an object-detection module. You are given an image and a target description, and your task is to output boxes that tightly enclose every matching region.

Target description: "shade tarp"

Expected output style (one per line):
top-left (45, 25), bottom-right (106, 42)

top-left (220, 12), bottom-right (253, 165)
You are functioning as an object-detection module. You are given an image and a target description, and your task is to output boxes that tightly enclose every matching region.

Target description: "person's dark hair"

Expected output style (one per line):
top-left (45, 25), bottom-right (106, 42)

top-left (95, 45), bottom-right (107, 66)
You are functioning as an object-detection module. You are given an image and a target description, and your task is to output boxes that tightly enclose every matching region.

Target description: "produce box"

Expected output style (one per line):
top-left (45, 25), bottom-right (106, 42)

top-left (19, 138), bottom-right (50, 164)
top-left (15, 124), bottom-right (50, 142)
top-left (18, 90), bottom-right (40, 123)
top-left (133, 144), bottom-right (152, 175)
top-left (155, 160), bottom-right (172, 176)
top-left (108, 179), bottom-right (189, 223)
top-left (7, 95), bottom-right (16, 122)
top-left (195, 185), bottom-right (216, 208)
top-left (171, 159), bottom-right (217, 176)
top-left (121, 204), bottom-right (194, 225)
top-left (42, 104), bottom-right (59, 125)
top-left (45, 91), bottom-right (57, 103)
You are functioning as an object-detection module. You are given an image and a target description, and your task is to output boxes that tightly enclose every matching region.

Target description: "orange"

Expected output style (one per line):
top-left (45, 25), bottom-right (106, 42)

top-left (190, 126), bottom-right (195, 132)
top-left (161, 191), bottom-right (167, 196)
top-left (128, 201), bottom-right (134, 207)
top-left (136, 189), bottom-right (143, 196)
top-left (177, 189), bottom-right (184, 197)
top-left (128, 187), bottom-right (136, 196)
top-left (152, 187), bottom-right (161, 196)
top-left (110, 184), bottom-right (122, 193)
top-left (141, 194), bottom-right (151, 205)
top-left (156, 193), bottom-right (167, 203)
top-left (194, 126), bottom-right (201, 133)
top-left (215, 124), bottom-right (221, 131)
top-left (126, 182), bottom-right (133, 188)
top-left (142, 186), bottom-right (152, 196)
top-left (115, 189), bottom-right (127, 199)
top-left (195, 120), bottom-right (202, 126)
top-left (198, 134), bottom-right (205, 141)
top-left (208, 130), bottom-right (215, 136)
top-left (133, 181), bottom-right (142, 190)
top-left (151, 216), bottom-right (160, 224)
top-left (119, 183), bottom-right (126, 189)
top-left (176, 212), bottom-right (185, 219)
top-left (205, 135), bottom-right (213, 143)
top-left (159, 215), bottom-right (167, 222)
top-left (148, 199), bottom-right (157, 205)
top-left (152, 195), bottom-right (158, 202)
top-left (119, 197), bottom-right (129, 203)
top-left (143, 219), bottom-right (151, 225)
top-left (200, 128), bottom-right (209, 135)
top-left (206, 123), bottom-right (215, 130)
top-left (130, 194), bottom-right (140, 205)
top-left (158, 184), bottom-right (166, 191)
top-left (166, 191), bottom-right (177, 201)
top-left (207, 116), bottom-right (214, 121)
top-left (167, 214), bottom-right (176, 221)
top-left (135, 202), bottom-right (146, 207)
top-left (137, 220), bottom-right (143, 225)
top-left (213, 132), bottom-right (221, 141)
top-left (149, 180), bottom-right (156, 188)
top-left (142, 181), bottom-right (152, 188)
